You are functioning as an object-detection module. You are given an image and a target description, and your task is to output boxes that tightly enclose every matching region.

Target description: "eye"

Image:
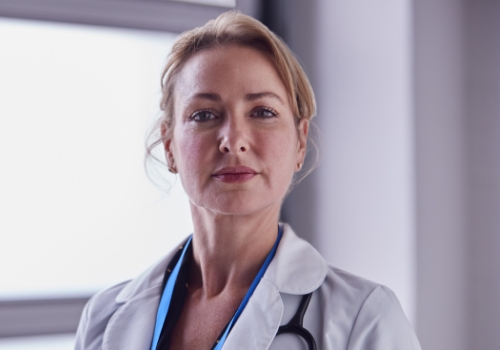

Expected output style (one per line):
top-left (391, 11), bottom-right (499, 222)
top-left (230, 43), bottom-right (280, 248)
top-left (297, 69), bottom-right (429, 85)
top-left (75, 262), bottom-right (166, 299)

top-left (251, 106), bottom-right (278, 119)
top-left (190, 109), bottom-right (218, 122)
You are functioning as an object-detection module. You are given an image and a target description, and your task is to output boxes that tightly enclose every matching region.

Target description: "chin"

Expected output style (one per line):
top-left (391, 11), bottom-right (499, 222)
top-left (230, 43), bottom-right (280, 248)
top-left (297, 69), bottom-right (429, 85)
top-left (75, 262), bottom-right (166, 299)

top-left (214, 200), bottom-right (265, 216)
top-left (195, 192), bottom-right (280, 216)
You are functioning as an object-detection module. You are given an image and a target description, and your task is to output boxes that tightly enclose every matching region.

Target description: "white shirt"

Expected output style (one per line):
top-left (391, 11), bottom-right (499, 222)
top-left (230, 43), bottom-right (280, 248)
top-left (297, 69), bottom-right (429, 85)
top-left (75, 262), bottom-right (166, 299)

top-left (75, 223), bottom-right (421, 349)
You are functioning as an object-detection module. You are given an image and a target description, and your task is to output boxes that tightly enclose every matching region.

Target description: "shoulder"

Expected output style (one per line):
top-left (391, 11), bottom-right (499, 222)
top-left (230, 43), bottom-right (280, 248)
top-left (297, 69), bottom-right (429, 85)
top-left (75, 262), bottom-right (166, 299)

top-left (271, 224), bottom-right (421, 348)
top-left (316, 266), bottom-right (421, 349)
top-left (74, 281), bottom-right (129, 350)
top-left (74, 239), bottom-right (186, 350)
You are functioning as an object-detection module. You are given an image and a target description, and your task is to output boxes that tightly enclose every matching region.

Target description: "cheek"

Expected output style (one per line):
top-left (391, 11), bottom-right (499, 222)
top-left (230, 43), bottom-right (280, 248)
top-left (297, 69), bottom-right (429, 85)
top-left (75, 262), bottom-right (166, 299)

top-left (172, 129), bottom-right (213, 187)
top-left (173, 121), bottom-right (210, 159)
top-left (257, 129), bottom-right (298, 179)
top-left (177, 135), bottom-right (207, 167)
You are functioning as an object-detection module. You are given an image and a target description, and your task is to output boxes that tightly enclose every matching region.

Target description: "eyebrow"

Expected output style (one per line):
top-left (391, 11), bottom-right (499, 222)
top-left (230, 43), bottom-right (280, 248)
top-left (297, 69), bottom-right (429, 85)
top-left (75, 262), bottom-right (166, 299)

top-left (187, 91), bottom-right (284, 104)
top-left (189, 92), bottom-right (222, 102)
top-left (245, 92), bottom-right (284, 104)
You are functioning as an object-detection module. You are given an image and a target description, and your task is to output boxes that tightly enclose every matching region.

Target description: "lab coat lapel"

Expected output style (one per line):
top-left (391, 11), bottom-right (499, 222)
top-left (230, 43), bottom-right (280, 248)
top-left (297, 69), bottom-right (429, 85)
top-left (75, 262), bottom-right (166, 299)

top-left (222, 224), bottom-right (328, 349)
top-left (222, 279), bottom-right (283, 350)
top-left (267, 224), bottom-right (328, 295)
top-left (101, 286), bottom-right (161, 350)
top-left (101, 240), bottom-right (185, 350)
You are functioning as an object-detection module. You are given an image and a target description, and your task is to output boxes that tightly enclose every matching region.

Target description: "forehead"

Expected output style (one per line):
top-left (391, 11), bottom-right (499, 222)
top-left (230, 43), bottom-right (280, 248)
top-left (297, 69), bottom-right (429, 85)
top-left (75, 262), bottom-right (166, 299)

top-left (174, 45), bottom-right (289, 103)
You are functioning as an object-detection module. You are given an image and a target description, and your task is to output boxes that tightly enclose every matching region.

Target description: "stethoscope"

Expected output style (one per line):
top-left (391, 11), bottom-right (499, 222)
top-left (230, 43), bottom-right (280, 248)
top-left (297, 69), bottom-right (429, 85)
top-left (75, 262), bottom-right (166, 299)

top-left (276, 292), bottom-right (317, 350)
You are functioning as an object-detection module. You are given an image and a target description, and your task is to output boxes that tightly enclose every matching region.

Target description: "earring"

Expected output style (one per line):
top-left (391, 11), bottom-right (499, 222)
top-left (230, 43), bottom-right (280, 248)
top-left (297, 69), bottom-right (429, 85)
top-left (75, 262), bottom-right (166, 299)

top-left (168, 166), bottom-right (177, 174)
top-left (297, 162), bottom-right (303, 170)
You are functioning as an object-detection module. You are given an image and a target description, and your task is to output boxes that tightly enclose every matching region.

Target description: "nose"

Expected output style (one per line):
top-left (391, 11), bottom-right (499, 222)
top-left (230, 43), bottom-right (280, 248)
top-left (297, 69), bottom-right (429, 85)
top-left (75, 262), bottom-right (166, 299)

top-left (218, 116), bottom-right (249, 154)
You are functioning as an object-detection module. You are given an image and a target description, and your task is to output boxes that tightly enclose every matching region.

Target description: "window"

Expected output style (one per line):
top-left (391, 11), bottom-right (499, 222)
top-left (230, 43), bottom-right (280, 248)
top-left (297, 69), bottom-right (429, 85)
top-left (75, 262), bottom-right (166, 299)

top-left (0, 334), bottom-right (75, 349)
top-left (0, 18), bottom-right (194, 299)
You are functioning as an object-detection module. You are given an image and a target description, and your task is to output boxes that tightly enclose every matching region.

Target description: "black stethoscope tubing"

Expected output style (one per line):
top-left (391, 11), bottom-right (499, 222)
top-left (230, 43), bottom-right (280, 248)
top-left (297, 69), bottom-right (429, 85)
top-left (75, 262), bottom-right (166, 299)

top-left (276, 292), bottom-right (317, 350)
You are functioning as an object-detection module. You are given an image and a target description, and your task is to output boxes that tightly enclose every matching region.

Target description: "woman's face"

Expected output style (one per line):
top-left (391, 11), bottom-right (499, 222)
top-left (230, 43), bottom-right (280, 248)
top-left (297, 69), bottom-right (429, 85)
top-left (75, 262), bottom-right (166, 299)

top-left (165, 45), bottom-right (308, 216)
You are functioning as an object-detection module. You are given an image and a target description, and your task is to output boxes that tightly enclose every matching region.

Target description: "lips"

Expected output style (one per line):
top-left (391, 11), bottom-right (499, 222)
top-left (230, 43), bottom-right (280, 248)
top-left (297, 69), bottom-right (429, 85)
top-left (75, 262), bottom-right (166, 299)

top-left (212, 166), bottom-right (258, 183)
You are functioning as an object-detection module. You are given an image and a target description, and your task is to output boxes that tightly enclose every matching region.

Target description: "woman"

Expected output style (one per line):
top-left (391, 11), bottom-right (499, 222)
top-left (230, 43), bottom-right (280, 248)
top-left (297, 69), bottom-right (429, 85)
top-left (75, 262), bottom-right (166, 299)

top-left (75, 11), bottom-right (421, 350)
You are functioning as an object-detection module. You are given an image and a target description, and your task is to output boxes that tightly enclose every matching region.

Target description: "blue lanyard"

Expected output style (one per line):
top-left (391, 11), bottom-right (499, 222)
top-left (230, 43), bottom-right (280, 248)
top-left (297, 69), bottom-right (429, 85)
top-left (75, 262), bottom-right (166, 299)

top-left (213, 225), bottom-right (283, 349)
top-left (150, 226), bottom-right (283, 350)
top-left (150, 236), bottom-right (192, 350)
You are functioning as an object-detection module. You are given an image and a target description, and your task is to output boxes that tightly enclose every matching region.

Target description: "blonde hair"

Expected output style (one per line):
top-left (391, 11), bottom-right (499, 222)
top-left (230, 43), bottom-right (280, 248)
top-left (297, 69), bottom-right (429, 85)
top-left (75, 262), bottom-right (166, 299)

top-left (146, 11), bottom-right (318, 188)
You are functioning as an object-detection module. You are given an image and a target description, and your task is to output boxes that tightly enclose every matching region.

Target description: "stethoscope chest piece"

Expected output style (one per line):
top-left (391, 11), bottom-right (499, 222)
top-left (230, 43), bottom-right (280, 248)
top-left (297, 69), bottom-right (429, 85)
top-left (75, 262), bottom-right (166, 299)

top-left (276, 292), bottom-right (317, 350)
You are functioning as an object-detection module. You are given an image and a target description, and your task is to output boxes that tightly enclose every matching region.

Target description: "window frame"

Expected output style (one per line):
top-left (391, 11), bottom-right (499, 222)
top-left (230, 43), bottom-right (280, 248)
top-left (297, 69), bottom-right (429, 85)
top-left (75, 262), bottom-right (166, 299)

top-left (0, 0), bottom-right (255, 32)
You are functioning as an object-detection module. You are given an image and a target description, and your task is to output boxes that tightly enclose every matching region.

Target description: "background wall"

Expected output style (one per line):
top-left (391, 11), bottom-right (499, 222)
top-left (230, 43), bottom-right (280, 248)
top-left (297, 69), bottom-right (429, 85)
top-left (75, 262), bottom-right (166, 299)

top-left (274, 0), bottom-right (416, 324)
top-left (276, 1), bottom-right (500, 349)
top-left (414, 1), bottom-right (467, 349)
top-left (466, 1), bottom-right (500, 349)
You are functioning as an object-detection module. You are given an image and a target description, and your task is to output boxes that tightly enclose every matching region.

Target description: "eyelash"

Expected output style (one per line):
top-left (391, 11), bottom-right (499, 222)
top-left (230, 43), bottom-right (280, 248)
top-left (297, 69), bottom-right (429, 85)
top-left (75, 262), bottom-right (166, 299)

top-left (188, 106), bottom-right (279, 122)
top-left (251, 106), bottom-right (279, 119)
top-left (189, 109), bottom-right (218, 122)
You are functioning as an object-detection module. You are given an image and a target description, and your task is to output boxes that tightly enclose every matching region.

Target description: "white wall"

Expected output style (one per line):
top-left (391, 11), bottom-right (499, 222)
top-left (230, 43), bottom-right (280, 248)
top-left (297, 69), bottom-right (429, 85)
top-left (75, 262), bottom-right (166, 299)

top-left (281, 1), bottom-right (500, 349)
top-left (314, 0), bottom-right (415, 324)
top-left (280, 0), bottom-right (416, 324)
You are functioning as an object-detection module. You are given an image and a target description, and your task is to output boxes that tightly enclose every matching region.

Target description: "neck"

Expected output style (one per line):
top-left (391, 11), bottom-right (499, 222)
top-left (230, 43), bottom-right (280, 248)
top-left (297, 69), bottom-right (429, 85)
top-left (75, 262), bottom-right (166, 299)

top-left (188, 203), bottom-right (281, 298)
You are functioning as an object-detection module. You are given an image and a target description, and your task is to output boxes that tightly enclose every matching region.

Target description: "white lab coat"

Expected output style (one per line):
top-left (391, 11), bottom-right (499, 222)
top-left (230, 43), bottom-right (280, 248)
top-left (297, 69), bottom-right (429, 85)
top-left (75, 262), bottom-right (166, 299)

top-left (74, 224), bottom-right (421, 350)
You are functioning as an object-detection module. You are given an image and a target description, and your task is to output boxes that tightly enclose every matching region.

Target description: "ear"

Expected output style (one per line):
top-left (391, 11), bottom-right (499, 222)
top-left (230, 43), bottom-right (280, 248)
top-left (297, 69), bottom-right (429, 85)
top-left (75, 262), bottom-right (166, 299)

top-left (161, 123), bottom-right (177, 173)
top-left (296, 118), bottom-right (309, 170)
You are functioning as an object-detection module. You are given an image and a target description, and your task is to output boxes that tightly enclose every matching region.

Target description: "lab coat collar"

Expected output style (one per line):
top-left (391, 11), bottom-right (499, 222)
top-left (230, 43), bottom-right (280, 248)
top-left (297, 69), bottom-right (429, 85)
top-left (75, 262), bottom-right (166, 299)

top-left (265, 223), bottom-right (328, 295)
top-left (115, 238), bottom-right (189, 304)
top-left (103, 287), bottom-right (161, 350)
top-left (222, 223), bottom-right (328, 349)
top-left (115, 224), bottom-right (327, 303)
top-left (105, 239), bottom-right (189, 350)
top-left (108, 224), bottom-right (328, 350)
top-left (222, 278), bottom-right (283, 349)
